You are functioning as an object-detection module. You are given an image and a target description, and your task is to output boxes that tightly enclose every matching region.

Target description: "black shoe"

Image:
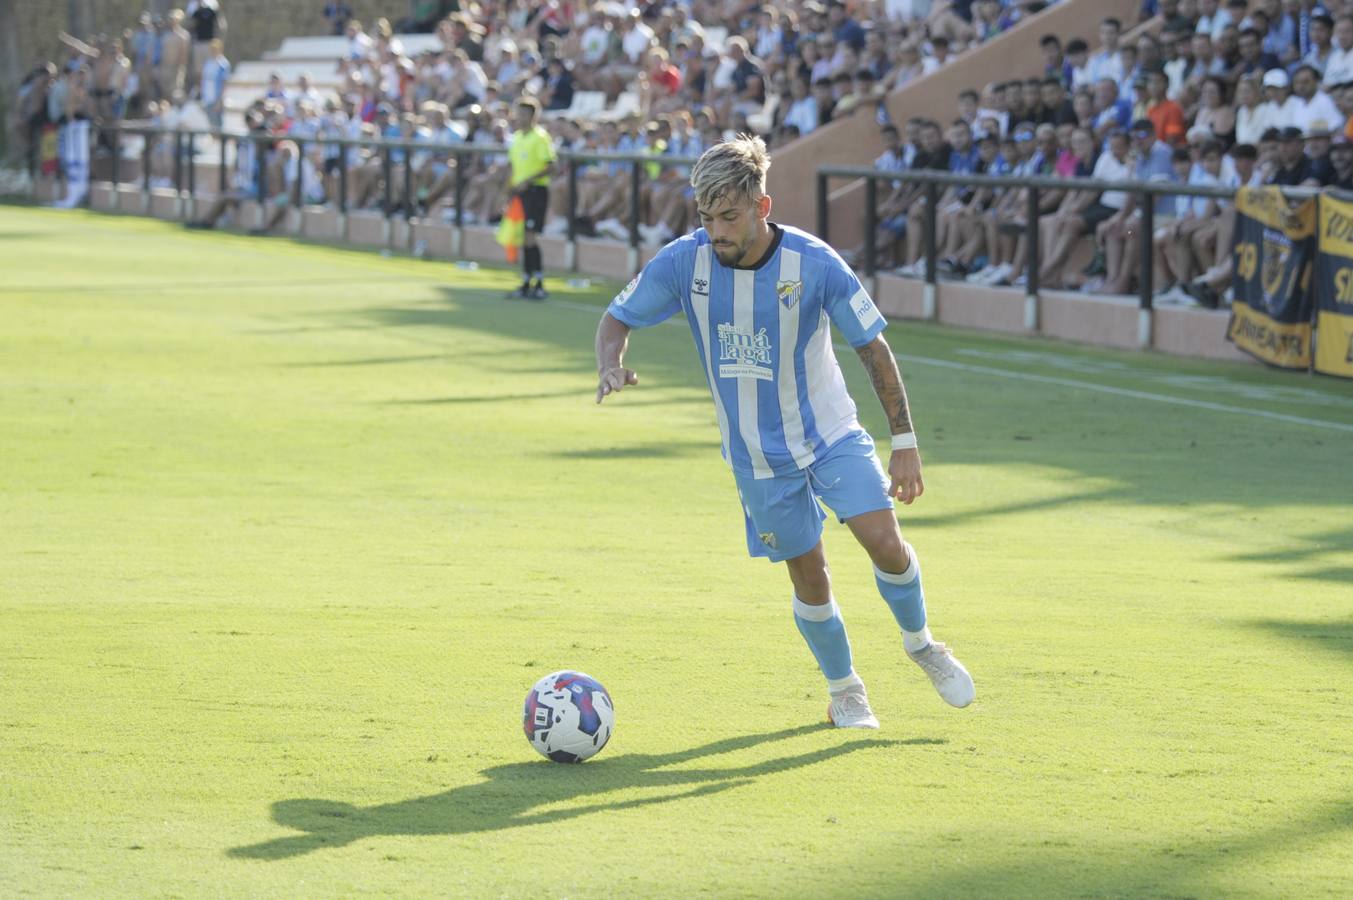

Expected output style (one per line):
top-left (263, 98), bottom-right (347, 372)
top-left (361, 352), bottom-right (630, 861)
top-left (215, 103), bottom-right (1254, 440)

top-left (573, 216), bottom-right (598, 238)
top-left (506, 283), bottom-right (531, 299)
top-left (528, 283), bottom-right (549, 301)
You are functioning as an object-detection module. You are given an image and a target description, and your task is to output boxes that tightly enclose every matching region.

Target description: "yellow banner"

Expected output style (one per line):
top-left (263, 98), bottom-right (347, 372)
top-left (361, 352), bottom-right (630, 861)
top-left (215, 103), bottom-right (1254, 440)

top-left (1315, 309), bottom-right (1353, 377)
top-left (1236, 187), bottom-right (1317, 237)
top-left (1228, 301), bottom-right (1313, 369)
top-left (1317, 193), bottom-right (1353, 261)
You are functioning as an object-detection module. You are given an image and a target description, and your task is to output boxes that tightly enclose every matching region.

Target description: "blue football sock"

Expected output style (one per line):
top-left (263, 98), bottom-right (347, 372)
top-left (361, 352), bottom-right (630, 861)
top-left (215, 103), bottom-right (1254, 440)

top-left (875, 542), bottom-right (931, 650)
top-left (793, 595), bottom-right (859, 687)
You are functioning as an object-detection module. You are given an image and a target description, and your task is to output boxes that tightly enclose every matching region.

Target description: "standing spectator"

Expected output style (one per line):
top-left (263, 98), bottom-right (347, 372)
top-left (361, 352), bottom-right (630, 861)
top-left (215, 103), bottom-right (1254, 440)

top-left (159, 11), bottom-right (192, 100)
top-left (186, 1), bottom-right (226, 95)
top-left (131, 13), bottom-right (158, 103)
top-left (346, 20), bottom-right (373, 61)
top-left (199, 38), bottom-right (230, 128)
top-left (1087, 18), bottom-right (1125, 87)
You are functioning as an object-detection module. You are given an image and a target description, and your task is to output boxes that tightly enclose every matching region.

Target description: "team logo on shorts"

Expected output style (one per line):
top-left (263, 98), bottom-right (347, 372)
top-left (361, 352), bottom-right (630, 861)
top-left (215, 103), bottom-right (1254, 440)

top-left (776, 279), bottom-right (803, 309)
top-left (759, 531), bottom-right (778, 550)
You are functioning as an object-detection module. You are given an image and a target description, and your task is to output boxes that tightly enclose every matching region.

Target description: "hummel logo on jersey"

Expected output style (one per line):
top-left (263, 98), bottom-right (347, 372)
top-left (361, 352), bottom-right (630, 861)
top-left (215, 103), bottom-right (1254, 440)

top-left (776, 279), bottom-right (803, 309)
top-left (716, 323), bottom-right (773, 381)
top-left (693, 277), bottom-right (709, 295)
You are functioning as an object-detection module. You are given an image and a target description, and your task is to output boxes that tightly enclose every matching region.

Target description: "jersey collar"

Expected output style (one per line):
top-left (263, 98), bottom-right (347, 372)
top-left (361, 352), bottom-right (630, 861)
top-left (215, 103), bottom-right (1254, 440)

top-left (730, 223), bottom-right (783, 271)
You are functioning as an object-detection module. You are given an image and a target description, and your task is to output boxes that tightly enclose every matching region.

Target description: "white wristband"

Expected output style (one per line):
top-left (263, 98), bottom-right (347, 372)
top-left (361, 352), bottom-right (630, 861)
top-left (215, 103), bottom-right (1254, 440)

top-left (890, 432), bottom-right (918, 451)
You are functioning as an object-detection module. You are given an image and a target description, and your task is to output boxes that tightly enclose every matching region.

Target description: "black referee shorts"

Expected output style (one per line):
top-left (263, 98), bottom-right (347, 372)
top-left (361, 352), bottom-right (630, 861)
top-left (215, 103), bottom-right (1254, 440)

top-left (521, 185), bottom-right (549, 234)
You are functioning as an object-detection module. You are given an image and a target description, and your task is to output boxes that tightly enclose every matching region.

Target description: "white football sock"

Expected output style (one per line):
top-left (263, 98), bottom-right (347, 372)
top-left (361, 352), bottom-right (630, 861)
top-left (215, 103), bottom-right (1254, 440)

top-left (903, 627), bottom-right (933, 653)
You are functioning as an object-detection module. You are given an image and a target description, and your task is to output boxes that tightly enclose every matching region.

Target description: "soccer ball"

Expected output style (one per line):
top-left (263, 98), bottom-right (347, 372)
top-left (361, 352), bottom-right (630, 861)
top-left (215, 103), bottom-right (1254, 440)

top-left (522, 670), bottom-right (615, 763)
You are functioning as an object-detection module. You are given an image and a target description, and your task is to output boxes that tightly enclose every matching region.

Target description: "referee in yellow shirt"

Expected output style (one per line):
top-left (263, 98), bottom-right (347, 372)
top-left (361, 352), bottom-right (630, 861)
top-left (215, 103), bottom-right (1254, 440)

top-left (507, 97), bottom-right (557, 300)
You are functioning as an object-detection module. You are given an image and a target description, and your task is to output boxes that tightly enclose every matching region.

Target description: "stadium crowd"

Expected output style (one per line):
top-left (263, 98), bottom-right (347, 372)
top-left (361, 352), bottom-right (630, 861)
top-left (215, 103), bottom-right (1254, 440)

top-left (871, 0), bottom-right (1353, 305)
top-left (14, 0), bottom-right (1060, 225)
top-left (15, 0), bottom-right (1353, 304)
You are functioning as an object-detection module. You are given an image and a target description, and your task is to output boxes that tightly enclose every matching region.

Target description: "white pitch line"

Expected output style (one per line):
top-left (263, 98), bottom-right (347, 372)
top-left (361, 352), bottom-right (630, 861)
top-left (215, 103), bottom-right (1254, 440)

top-left (892, 353), bottom-right (1353, 434)
top-left (539, 298), bottom-right (1353, 434)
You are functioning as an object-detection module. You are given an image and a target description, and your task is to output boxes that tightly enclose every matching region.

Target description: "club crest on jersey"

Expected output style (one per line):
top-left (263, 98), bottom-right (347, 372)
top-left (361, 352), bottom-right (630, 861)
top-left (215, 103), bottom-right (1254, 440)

top-left (716, 323), bottom-right (773, 380)
top-left (776, 279), bottom-right (803, 309)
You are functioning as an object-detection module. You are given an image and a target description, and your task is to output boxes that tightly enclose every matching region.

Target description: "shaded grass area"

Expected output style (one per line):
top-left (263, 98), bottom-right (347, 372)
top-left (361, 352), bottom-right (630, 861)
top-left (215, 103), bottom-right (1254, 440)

top-left (2, 208), bottom-right (1352, 897)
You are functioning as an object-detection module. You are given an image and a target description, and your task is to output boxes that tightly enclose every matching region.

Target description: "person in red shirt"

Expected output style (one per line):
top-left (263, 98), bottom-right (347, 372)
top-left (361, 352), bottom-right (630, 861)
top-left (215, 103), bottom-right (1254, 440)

top-left (647, 47), bottom-right (682, 97)
top-left (1145, 68), bottom-right (1186, 146)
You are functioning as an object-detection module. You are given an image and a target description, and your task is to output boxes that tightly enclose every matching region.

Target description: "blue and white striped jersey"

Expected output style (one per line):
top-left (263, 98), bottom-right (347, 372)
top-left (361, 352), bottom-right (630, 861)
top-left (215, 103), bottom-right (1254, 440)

top-left (606, 224), bottom-right (886, 479)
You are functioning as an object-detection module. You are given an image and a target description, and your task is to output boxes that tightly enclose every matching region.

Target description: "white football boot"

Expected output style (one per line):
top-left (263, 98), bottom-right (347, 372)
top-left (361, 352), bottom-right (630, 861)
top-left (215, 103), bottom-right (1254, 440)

top-left (827, 684), bottom-right (880, 729)
top-left (907, 641), bottom-right (976, 708)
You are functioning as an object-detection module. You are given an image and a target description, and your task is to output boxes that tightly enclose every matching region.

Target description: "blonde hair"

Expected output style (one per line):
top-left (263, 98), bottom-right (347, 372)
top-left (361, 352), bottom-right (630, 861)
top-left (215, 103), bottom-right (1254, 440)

top-left (690, 134), bottom-right (770, 210)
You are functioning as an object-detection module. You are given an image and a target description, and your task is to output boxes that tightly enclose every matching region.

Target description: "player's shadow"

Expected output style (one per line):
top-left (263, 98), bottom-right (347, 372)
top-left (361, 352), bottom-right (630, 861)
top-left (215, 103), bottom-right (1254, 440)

top-left (227, 725), bottom-right (936, 861)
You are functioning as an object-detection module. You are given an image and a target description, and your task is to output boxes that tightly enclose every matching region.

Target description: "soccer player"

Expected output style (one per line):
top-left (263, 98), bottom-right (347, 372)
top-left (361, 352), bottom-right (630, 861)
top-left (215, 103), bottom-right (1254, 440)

top-left (593, 136), bottom-right (975, 729)
top-left (506, 97), bottom-right (556, 301)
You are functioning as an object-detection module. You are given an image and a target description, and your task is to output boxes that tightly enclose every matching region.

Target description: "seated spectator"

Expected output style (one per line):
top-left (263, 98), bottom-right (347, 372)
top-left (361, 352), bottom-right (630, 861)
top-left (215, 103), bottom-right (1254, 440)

top-left (1326, 14), bottom-right (1353, 86)
top-left (1232, 28), bottom-right (1282, 83)
top-left (1268, 124), bottom-right (1318, 184)
top-left (1145, 68), bottom-right (1187, 146)
top-left (1259, 68), bottom-right (1298, 129)
top-left (1192, 75), bottom-right (1236, 144)
top-left (1325, 135), bottom-right (1353, 189)
top-left (1088, 119), bottom-right (1172, 293)
top-left (1153, 143), bottom-right (1223, 298)
top-left (1040, 128), bottom-right (1129, 289)
top-left (1288, 64), bottom-right (1343, 135)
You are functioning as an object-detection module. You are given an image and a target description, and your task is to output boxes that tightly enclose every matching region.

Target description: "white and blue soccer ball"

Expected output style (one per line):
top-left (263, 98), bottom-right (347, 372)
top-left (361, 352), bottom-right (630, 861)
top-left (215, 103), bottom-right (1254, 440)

top-left (522, 671), bottom-right (615, 763)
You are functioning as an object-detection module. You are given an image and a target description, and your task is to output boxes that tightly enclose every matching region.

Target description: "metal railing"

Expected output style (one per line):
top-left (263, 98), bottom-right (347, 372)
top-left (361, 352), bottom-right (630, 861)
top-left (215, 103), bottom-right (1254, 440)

top-left (94, 123), bottom-right (701, 251)
top-left (817, 165), bottom-right (1320, 343)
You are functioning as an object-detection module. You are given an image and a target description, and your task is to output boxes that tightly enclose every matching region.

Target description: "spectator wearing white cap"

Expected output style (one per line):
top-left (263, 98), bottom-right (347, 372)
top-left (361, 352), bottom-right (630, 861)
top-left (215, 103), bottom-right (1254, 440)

top-left (1259, 67), bottom-right (1300, 128)
top-left (1288, 63), bottom-right (1344, 132)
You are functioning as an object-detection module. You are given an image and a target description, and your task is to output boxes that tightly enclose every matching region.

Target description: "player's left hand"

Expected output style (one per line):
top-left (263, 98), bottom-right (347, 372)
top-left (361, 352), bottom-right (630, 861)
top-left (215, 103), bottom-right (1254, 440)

top-left (888, 448), bottom-right (924, 505)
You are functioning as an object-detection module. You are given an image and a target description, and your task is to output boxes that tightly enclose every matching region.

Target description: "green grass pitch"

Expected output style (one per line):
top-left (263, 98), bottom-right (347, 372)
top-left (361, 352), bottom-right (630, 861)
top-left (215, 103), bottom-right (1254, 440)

top-left (2, 206), bottom-right (1352, 897)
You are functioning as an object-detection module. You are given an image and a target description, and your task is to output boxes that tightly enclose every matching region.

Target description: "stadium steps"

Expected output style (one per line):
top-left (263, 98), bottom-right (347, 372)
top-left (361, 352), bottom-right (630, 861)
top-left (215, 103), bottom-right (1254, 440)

top-left (767, 0), bottom-right (1142, 239)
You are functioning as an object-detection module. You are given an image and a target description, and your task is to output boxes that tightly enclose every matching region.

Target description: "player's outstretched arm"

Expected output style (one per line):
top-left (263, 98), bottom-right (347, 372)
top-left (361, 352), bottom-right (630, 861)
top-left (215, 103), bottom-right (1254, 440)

top-left (595, 312), bottom-right (639, 404)
top-left (855, 335), bottom-right (924, 505)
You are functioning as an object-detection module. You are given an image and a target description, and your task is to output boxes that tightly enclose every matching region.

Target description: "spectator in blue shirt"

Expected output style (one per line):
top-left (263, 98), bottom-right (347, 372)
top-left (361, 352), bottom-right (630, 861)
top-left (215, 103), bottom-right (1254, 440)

top-left (829, 1), bottom-right (866, 52)
top-left (1094, 119), bottom-right (1178, 294)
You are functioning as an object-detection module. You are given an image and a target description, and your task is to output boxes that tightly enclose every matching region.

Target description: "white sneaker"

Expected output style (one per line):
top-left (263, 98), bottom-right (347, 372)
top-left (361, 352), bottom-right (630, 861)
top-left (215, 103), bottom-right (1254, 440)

top-left (907, 640), bottom-right (975, 708)
top-left (965, 264), bottom-right (997, 283)
top-left (827, 684), bottom-right (880, 729)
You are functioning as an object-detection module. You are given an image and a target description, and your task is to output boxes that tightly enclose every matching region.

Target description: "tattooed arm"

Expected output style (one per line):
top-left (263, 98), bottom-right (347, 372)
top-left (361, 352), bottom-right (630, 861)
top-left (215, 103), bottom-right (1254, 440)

top-left (856, 335), bottom-right (925, 504)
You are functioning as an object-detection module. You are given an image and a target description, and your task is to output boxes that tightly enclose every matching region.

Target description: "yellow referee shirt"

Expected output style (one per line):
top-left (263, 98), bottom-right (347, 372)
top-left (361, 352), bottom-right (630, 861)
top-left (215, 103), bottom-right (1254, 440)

top-left (508, 126), bottom-right (556, 189)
